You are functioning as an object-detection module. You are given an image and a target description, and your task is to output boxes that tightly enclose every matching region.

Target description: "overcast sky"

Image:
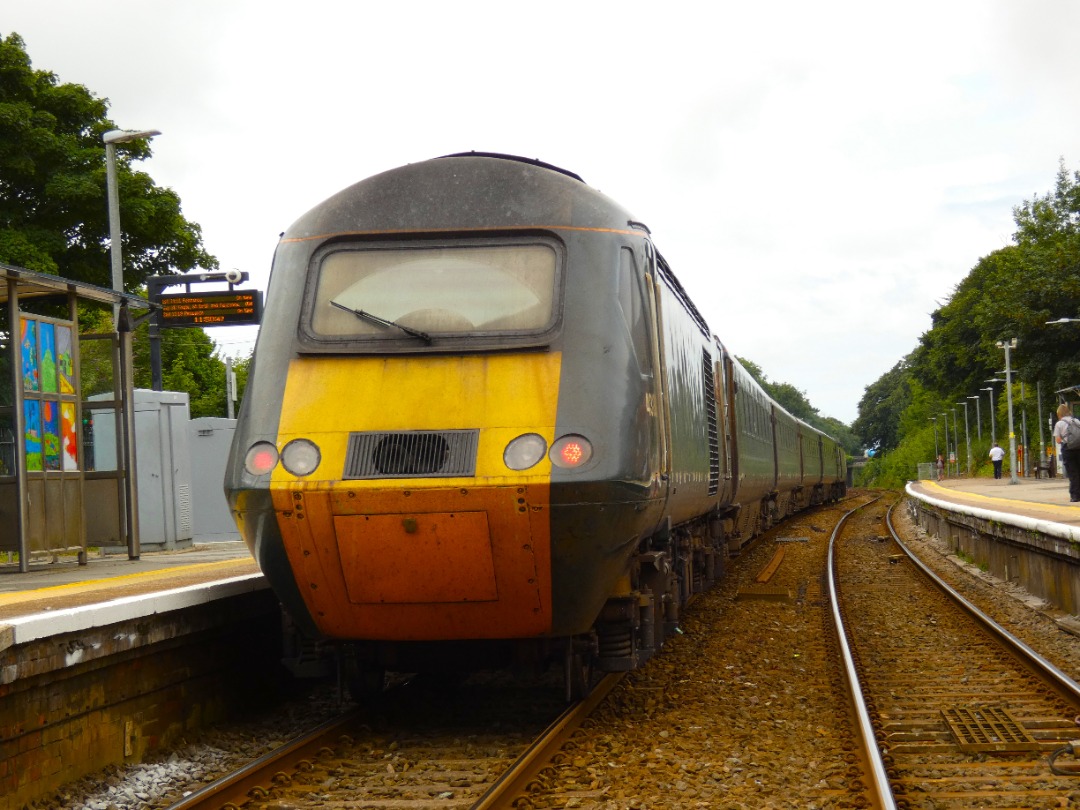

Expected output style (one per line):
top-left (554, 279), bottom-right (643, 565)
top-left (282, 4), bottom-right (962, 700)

top-left (5, 1), bottom-right (1079, 425)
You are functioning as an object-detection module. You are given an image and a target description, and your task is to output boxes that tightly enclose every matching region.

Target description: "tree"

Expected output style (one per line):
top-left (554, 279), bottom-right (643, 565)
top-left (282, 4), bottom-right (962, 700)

top-left (855, 158), bottom-right (1080, 487)
top-left (0, 32), bottom-right (216, 286)
top-left (1012, 158), bottom-right (1080, 246)
top-left (735, 356), bottom-right (860, 454)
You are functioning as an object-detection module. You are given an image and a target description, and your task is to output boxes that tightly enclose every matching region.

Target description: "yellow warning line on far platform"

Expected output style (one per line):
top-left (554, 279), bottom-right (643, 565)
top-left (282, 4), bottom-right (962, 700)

top-left (917, 480), bottom-right (1078, 516)
top-left (0, 557), bottom-right (259, 607)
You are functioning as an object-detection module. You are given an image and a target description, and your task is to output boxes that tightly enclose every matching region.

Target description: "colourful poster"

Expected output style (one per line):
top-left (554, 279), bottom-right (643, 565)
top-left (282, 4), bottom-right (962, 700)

top-left (21, 318), bottom-right (39, 392)
top-left (40, 322), bottom-right (57, 393)
top-left (24, 399), bottom-right (42, 471)
top-left (43, 399), bottom-right (60, 471)
top-left (61, 402), bottom-right (78, 470)
top-left (56, 325), bottom-right (75, 394)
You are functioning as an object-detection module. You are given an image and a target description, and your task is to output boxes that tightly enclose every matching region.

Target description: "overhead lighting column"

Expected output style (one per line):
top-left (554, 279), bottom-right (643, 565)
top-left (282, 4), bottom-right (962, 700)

top-left (102, 127), bottom-right (159, 561)
top-left (967, 394), bottom-right (981, 441)
top-left (103, 128), bottom-right (160, 324)
top-left (997, 339), bottom-right (1019, 485)
top-left (941, 412), bottom-right (950, 478)
top-left (956, 401), bottom-right (972, 476)
top-left (983, 383), bottom-right (999, 448)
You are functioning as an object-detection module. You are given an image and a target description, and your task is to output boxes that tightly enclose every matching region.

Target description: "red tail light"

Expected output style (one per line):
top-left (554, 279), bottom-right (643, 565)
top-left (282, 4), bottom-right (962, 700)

top-left (550, 435), bottom-right (593, 469)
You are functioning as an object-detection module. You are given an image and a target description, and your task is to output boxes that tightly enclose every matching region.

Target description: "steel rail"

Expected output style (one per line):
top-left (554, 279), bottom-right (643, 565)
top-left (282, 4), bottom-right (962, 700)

top-left (472, 673), bottom-right (624, 809)
top-left (163, 707), bottom-right (364, 810)
top-left (887, 501), bottom-right (1080, 704)
top-left (826, 496), bottom-right (899, 810)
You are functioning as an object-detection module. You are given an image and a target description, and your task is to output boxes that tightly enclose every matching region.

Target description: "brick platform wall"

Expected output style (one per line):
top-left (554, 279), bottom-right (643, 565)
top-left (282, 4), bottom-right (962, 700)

top-left (0, 590), bottom-right (284, 810)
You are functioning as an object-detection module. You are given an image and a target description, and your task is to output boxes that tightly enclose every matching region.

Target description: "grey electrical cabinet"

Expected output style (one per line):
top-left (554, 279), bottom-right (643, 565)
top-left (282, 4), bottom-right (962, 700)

top-left (188, 417), bottom-right (240, 542)
top-left (90, 389), bottom-right (193, 551)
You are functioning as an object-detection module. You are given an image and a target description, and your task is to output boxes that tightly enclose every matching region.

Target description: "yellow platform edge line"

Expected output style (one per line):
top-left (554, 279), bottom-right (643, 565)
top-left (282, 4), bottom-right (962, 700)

top-left (918, 480), bottom-right (1077, 514)
top-left (0, 558), bottom-right (257, 607)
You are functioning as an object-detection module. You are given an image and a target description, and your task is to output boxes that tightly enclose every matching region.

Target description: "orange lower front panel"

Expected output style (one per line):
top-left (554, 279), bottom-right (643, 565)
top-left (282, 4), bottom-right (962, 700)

top-left (271, 484), bottom-right (552, 640)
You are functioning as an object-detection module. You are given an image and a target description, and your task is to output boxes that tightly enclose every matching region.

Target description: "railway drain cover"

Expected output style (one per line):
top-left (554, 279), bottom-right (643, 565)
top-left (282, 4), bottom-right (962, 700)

top-left (941, 705), bottom-right (1042, 753)
top-left (736, 585), bottom-right (792, 602)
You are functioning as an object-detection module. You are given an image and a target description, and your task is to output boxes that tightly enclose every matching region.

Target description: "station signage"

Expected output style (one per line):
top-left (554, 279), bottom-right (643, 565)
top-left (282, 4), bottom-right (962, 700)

top-left (158, 289), bottom-right (263, 328)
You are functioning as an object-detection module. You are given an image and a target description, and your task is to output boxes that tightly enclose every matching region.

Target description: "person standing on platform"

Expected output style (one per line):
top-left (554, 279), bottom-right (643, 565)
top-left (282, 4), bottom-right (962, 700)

top-left (936, 454), bottom-right (944, 480)
top-left (989, 442), bottom-right (1005, 479)
top-left (1053, 403), bottom-right (1080, 503)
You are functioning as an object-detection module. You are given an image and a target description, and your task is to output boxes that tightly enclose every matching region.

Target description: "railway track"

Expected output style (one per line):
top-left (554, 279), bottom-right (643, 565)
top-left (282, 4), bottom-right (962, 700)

top-left (831, 499), bottom-right (1080, 808)
top-left (163, 673), bottom-right (620, 810)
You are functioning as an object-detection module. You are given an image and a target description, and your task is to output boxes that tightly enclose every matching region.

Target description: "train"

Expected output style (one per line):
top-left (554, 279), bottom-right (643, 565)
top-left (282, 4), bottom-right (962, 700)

top-left (223, 152), bottom-right (846, 698)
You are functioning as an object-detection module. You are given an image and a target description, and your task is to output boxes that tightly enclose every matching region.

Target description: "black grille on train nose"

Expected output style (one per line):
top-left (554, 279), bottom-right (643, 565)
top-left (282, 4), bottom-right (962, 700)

top-left (343, 430), bottom-right (479, 479)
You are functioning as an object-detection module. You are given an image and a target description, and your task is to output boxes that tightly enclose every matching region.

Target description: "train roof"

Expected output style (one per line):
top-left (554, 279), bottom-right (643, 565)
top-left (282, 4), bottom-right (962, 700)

top-left (436, 152), bottom-right (586, 183)
top-left (282, 153), bottom-right (636, 240)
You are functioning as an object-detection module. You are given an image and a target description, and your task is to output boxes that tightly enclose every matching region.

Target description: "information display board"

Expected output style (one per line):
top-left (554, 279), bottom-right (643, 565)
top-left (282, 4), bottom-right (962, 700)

top-left (158, 290), bottom-right (263, 328)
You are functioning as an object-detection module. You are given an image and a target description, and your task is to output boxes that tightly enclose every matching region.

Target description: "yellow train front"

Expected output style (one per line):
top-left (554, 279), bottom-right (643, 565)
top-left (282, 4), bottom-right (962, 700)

top-left (224, 153), bottom-right (838, 694)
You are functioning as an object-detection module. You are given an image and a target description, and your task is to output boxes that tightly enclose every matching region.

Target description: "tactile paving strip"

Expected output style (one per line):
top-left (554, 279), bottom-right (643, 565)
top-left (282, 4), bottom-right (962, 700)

top-left (941, 705), bottom-right (1042, 752)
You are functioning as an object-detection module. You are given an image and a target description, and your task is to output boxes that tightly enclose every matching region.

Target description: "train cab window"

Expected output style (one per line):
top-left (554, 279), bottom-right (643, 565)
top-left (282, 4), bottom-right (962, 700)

top-left (302, 239), bottom-right (562, 348)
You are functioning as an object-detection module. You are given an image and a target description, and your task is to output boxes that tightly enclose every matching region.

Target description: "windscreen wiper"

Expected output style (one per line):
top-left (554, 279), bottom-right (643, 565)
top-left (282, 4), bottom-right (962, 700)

top-left (330, 300), bottom-right (432, 343)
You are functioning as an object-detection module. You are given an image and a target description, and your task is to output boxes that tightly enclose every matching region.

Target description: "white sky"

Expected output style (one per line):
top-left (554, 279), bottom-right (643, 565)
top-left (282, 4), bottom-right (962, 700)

top-left (4, 0), bottom-right (1079, 425)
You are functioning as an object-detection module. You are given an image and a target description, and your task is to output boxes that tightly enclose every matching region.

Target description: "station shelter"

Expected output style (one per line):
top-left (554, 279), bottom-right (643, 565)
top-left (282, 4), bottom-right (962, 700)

top-left (0, 262), bottom-right (148, 572)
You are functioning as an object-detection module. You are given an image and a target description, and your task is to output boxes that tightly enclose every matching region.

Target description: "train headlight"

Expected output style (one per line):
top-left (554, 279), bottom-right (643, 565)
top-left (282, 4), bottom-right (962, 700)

top-left (281, 439), bottom-right (321, 476)
top-left (550, 435), bottom-right (593, 469)
top-left (243, 442), bottom-right (279, 475)
top-left (503, 433), bottom-right (547, 470)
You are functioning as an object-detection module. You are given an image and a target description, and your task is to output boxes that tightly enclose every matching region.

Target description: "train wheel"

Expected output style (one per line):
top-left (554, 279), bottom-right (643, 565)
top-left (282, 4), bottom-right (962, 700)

top-left (565, 640), bottom-right (597, 702)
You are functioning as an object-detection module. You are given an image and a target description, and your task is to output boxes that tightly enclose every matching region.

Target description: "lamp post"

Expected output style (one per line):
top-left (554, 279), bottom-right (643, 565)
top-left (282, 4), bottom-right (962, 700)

top-left (983, 382), bottom-right (1000, 447)
top-left (956, 402), bottom-right (972, 476)
top-left (997, 338), bottom-right (1019, 484)
top-left (1036, 381), bottom-right (1046, 471)
top-left (930, 416), bottom-right (939, 461)
top-left (104, 128), bottom-right (161, 325)
top-left (968, 394), bottom-right (982, 440)
top-left (942, 412), bottom-right (950, 478)
top-left (951, 408), bottom-right (960, 476)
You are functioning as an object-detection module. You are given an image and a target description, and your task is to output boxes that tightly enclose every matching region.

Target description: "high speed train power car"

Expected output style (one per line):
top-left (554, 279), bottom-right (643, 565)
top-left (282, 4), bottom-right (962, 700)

top-left (224, 153), bottom-right (846, 697)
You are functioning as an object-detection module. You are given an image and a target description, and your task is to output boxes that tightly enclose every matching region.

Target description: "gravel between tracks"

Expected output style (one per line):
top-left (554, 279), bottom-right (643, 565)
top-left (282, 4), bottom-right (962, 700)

top-left (35, 494), bottom-right (1080, 810)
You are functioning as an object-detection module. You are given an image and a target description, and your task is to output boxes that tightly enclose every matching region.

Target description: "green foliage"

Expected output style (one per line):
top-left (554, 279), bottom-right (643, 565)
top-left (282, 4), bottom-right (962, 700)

top-left (852, 357), bottom-right (912, 452)
top-left (140, 328), bottom-right (250, 418)
top-left (0, 32), bottom-right (217, 288)
top-left (854, 157), bottom-right (1080, 481)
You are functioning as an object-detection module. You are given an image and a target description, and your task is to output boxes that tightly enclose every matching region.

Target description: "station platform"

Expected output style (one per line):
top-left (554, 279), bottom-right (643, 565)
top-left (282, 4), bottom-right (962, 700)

top-left (0, 541), bottom-right (262, 628)
top-left (907, 476), bottom-right (1080, 533)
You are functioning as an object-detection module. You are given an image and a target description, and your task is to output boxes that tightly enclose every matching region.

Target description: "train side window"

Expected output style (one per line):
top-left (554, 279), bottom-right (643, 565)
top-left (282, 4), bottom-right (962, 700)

top-left (618, 248), bottom-right (652, 373)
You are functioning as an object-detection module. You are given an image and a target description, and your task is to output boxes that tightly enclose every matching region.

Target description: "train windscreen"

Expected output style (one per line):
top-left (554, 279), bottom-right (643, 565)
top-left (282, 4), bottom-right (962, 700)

top-left (309, 242), bottom-right (559, 340)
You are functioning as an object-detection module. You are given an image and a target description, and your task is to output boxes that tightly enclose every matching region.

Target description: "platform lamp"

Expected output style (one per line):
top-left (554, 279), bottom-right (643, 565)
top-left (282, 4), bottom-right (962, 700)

top-left (104, 127), bottom-right (160, 325)
top-left (950, 407), bottom-right (960, 476)
top-left (941, 411), bottom-right (950, 478)
top-left (930, 416), bottom-right (939, 464)
top-left (983, 381), bottom-right (1002, 448)
top-left (956, 401), bottom-right (972, 476)
top-left (967, 394), bottom-right (981, 441)
top-left (996, 338), bottom-right (1019, 485)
